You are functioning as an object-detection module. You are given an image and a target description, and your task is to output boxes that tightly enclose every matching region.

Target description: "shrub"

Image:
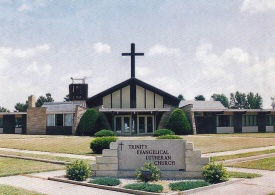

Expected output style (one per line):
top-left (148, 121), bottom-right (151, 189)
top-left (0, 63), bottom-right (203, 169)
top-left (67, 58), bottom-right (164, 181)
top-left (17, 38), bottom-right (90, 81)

top-left (89, 177), bottom-right (121, 186)
top-left (123, 183), bottom-right (163, 193)
top-left (90, 137), bottom-right (118, 154)
top-left (76, 109), bottom-right (99, 136)
top-left (202, 163), bottom-right (229, 184)
top-left (153, 129), bottom-right (175, 137)
top-left (166, 109), bottom-right (192, 135)
top-left (94, 130), bottom-right (117, 137)
top-left (65, 160), bottom-right (91, 181)
top-left (136, 162), bottom-right (161, 182)
top-left (156, 135), bottom-right (183, 139)
top-left (169, 181), bottom-right (210, 191)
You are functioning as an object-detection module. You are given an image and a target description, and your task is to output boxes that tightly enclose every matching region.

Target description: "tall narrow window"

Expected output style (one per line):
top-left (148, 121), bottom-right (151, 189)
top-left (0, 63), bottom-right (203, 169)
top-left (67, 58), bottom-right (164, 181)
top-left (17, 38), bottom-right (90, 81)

top-left (15, 116), bottom-right (22, 128)
top-left (64, 114), bottom-right (73, 126)
top-left (47, 115), bottom-right (54, 126)
top-left (55, 114), bottom-right (63, 126)
top-left (116, 117), bottom-right (122, 133)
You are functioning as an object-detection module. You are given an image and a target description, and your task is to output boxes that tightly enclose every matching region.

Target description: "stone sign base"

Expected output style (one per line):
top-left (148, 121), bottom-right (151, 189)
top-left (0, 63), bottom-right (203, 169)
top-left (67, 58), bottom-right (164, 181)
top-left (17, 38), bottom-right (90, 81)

top-left (91, 140), bottom-right (209, 179)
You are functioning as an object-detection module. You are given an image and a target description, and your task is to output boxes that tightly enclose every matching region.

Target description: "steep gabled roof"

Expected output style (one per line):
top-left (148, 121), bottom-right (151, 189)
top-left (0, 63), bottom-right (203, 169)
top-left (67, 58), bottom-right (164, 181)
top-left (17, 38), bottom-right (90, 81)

top-left (87, 77), bottom-right (180, 108)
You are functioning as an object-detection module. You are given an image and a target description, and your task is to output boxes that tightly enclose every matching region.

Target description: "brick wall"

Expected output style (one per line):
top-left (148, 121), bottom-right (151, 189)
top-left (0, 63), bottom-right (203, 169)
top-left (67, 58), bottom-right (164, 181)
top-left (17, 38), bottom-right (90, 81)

top-left (26, 107), bottom-right (47, 134)
top-left (72, 105), bottom-right (87, 135)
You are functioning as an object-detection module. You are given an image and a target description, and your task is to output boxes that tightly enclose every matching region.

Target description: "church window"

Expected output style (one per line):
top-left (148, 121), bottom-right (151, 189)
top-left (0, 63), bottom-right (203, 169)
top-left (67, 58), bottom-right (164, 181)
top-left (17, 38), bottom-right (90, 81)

top-left (265, 115), bottom-right (275, 126)
top-left (242, 115), bottom-right (257, 126)
top-left (64, 114), bottom-right (73, 126)
top-left (216, 115), bottom-right (233, 127)
top-left (55, 114), bottom-right (63, 126)
top-left (47, 115), bottom-right (54, 126)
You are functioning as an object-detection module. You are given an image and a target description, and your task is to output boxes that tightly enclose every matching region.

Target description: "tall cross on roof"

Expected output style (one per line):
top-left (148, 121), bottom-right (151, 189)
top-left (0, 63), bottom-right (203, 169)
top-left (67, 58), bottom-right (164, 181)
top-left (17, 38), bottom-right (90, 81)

top-left (122, 43), bottom-right (144, 78)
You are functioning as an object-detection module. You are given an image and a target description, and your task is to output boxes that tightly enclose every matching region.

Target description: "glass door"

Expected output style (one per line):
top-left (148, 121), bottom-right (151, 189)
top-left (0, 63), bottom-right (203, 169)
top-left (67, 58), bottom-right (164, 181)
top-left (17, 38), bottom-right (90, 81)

top-left (114, 116), bottom-right (131, 134)
top-left (138, 115), bottom-right (154, 134)
top-left (138, 117), bottom-right (145, 133)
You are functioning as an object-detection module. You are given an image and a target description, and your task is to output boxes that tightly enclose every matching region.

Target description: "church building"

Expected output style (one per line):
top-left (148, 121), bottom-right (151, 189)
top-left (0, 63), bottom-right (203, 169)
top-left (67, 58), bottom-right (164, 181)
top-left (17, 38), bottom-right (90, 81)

top-left (87, 43), bottom-right (180, 135)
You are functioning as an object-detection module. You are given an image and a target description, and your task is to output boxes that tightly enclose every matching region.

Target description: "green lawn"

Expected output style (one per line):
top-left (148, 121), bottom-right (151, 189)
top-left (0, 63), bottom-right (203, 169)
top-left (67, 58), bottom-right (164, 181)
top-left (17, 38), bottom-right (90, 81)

top-left (0, 157), bottom-right (64, 177)
top-left (0, 185), bottom-right (45, 195)
top-left (228, 171), bottom-right (262, 179)
top-left (0, 134), bottom-right (275, 154)
top-left (211, 149), bottom-right (275, 162)
top-left (228, 157), bottom-right (275, 170)
top-left (199, 133), bottom-right (275, 138)
top-left (0, 150), bottom-right (95, 164)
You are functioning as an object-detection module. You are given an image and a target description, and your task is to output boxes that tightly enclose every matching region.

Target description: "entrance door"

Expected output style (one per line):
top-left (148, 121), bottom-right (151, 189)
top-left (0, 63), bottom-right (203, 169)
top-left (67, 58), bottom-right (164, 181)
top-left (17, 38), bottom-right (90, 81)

top-left (115, 116), bottom-right (131, 134)
top-left (138, 116), bottom-right (154, 134)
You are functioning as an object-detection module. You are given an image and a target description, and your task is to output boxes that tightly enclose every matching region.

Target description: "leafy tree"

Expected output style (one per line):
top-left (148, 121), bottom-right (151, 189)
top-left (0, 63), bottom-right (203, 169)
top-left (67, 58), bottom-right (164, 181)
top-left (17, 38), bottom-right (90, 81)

top-left (166, 109), bottom-right (192, 135)
top-left (211, 94), bottom-right (229, 108)
top-left (230, 91), bottom-right (262, 109)
top-left (194, 95), bottom-right (205, 101)
top-left (0, 107), bottom-right (10, 112)
top-left (36, 93), bottom-right (54, 107)
top-left (76, 108), bottom-right (99, 136)
top-left (64, 94), bottom-right (70, 102)
top-left (14, 101), bottom-right (28, 112)
top-left (178, 94), bottom-right (185, 101)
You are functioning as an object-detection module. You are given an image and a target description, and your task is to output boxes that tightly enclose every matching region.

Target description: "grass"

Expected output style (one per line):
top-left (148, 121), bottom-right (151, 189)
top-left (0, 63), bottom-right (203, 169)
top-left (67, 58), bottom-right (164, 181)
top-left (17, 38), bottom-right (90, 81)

top-left (199, 133), bottom-right (275, 138)
top-left (0, 157), bottom-right (64, 177)
top-left (211, 149), bottom-right (275, 162)
top-left (228, 157), bottom-right (275, 170)
top-left (0, 184), bottom-right (46, 195)
top-left (0, 150), bottom-right (95, 164)
top-left (123, 183), bottom-right (163, 193)
top-left (169, 181), bottom-right (210, 191)
top-left (0, 134), bottom-right (275, 155)
top-left (228, 171), bottom-right (262, 179)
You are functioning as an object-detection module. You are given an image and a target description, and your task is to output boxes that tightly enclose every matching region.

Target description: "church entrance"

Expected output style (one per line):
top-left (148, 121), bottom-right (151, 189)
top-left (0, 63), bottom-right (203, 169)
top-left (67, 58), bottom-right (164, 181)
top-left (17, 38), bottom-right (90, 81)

top-left (114, 115), bottom-right (131, 134)
top-left (137, 115), bottom-right (154, 134)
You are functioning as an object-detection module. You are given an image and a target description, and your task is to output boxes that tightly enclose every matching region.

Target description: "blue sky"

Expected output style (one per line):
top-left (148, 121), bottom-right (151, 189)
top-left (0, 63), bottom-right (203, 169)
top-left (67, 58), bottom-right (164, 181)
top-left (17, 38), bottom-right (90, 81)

top-left (1, 0), bottom-right (275, 110)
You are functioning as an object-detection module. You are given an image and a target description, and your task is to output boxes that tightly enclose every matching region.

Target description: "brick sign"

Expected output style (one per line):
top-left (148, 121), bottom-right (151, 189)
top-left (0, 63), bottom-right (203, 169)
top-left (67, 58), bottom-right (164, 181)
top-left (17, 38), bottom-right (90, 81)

top-left (117, 140), bottom-right (186, 171)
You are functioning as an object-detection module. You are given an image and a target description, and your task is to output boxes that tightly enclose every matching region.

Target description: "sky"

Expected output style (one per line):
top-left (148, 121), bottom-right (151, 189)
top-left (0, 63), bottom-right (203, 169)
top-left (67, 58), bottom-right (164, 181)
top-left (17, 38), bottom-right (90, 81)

top-left (1, 0), bottom-right (275, 111)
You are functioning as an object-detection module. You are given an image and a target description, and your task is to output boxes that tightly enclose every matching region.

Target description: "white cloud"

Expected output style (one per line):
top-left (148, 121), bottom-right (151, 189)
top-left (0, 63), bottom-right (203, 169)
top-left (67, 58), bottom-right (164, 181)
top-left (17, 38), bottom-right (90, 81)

top-left (148, 44), bottom-right (181, 56)
top-left (0, 44), bottom-right (49, 58)
top-left (136, 67), bottom-right (153, 77)
top-left (17, 1), bottom-right (45, 12)
top-left (94, 42), bottom-right (111, 53)
top-left (25, 62), bottom-right (52, 75)
top-left (240, 0), bottom-right (275, 13)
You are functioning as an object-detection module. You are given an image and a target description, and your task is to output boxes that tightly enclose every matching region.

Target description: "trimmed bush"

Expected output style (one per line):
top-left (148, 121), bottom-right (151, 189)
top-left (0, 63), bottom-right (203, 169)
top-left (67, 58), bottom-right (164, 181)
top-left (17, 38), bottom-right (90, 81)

top-left (169, 181), bottom-right (210, 191)
top-left (166, 109), bottom-right (192, 135)
top-left (76, 109), bottom-right (99, 136)
top-left (202, 163), bottom-right (229, 184)
top-left (136, 162), bottom-right (161, 182)
top-left (156, 135), bottom-right (183, 139)
top-left (123, 183), bottom-right (163, 193)
top-left (153, 129), bottom-right (175, 137)
top-left (89, 177), bottom-right (121, 186)
top-left (90, 137), bottom-right (118, 154)
top-left (65, 160), bottom-right (91, 181)
top-left (94, 130), bottom-right (117, 137)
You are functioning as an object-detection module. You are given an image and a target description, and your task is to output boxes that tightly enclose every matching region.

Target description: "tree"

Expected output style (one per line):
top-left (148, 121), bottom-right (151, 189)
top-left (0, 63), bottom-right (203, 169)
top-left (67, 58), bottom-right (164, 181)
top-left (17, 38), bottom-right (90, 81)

top-left (166, 109), bottom-right (192, 135)
top-left (211, 94), bottom-right (229, 108)
top-left (36, 93), bottom-right (54, 107)
top-left (76, 109), bottom-right (99, 136)
top-left (14, 101), bottom-right (28, 112)
top-left (64, 94), bottom-right (70, 102)
top-left (0, 107), bottom-right (10, 112)
top-left (194, 95), bottom-right (205, 101)
top-left (178, 94), bottom-right (185, 101)
top-left (230, 91), bottom-right (262, 109)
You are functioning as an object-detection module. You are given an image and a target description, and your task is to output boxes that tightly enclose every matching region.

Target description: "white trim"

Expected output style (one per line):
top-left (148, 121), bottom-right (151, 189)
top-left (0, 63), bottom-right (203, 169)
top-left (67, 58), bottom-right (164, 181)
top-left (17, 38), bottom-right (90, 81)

top-left (266, 126), bottom-right (274, 132)
top-left (217, 127), bottom-right (234, 134)
top-left (242, 126), bottom-right (258, 133)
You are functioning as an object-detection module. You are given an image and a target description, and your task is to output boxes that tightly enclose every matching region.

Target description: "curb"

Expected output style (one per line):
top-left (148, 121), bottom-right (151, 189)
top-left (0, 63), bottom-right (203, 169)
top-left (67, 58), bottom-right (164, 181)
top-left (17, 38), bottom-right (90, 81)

top-left (169, 178), bottom-right (244, 195)
top-left (0, 154), bottom-right (72, 165)
top-left (48, 176), bottom-right (244, 195)
top-left (48, 177), bottom-right (159, 195)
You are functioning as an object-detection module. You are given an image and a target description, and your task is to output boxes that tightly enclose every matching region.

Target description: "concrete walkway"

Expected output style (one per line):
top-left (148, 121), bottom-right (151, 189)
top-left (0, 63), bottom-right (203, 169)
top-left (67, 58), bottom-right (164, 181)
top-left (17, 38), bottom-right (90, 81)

top-left (217, 153), bottom-right (275, 165)
top-left (203, 145), bottom-right (275, 157)
top-left (0, 170), bottom-right (131, 195)
top-left (191, 167), bottom-right (275, 195)
top-left (0, 147), bottom-right (96, 160)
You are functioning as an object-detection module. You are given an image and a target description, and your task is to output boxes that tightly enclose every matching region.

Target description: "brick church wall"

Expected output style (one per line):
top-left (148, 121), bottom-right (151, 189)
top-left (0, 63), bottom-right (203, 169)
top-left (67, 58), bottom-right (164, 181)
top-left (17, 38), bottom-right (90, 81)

top-left (26, 107), bottom-right (47, 134)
